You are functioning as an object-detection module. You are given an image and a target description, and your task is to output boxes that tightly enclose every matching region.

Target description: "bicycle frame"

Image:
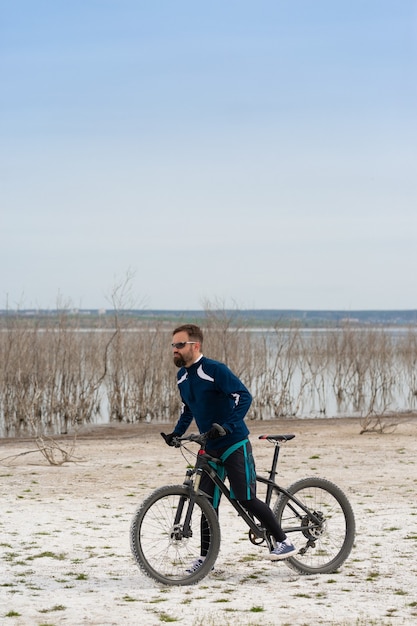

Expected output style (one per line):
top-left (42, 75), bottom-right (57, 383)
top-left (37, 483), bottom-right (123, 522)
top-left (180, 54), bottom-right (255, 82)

top-left (182, 440), bottom-right (323, 542)
top-left (192, 453), bottom-right (266, 540)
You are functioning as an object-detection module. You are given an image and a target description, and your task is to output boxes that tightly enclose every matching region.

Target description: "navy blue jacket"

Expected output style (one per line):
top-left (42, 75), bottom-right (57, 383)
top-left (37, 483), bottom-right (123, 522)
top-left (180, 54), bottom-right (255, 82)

top-left (173, 356), bottom-right (252, 450)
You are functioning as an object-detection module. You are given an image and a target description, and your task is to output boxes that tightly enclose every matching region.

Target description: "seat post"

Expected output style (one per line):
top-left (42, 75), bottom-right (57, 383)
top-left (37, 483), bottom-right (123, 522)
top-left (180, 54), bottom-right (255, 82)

top-left (264, 443), bottom-right (281, 506)
top-left (268, 443), bottom-right (281, 483)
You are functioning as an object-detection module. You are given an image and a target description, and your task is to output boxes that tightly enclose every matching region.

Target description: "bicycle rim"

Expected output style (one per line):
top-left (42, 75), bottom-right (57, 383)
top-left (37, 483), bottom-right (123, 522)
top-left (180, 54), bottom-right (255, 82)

top-left (274, 477), bottom-right (355, 575)
top-left (130, 485), bottom-right (220, 586)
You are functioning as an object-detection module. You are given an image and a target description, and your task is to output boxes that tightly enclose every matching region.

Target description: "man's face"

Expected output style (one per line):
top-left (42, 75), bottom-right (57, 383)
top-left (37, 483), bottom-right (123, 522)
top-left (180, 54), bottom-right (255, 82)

top-left (172, 332), bottom-right (200, 368)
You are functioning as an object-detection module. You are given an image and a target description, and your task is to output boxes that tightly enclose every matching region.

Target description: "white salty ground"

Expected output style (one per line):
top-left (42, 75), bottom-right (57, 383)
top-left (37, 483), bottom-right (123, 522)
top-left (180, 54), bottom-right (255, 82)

top-left (1, 417), bottom-right (416, 626)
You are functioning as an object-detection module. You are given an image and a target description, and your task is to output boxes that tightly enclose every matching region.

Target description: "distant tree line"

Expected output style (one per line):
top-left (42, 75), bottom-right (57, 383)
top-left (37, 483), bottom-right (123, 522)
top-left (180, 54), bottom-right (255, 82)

top-left (1, 308), bottom-right (417, 328)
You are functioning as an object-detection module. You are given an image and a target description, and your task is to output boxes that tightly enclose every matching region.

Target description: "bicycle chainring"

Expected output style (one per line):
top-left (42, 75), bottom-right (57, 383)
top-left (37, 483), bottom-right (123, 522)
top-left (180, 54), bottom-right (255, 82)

top-left (248, 529), bottom-right (265, 546)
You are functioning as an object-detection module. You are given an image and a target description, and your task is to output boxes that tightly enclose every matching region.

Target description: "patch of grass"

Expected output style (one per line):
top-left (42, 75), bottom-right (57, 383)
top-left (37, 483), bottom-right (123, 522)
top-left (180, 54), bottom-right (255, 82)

top-left (122, 595), bottom-right (138, 602)
top-left (385, 607), bottom-right (398, 616)
top-left (149, 598), bottom-right (167, 604)
top-left (250, 605), bottom-right (265, 612)
top-left (15, 569), bottom-right (35, 577)
top-left (158, 612), bottom-right (178, 623)
top-left (5, 611), bottom-right (21, 617)
top-left (238, 554), bottom-right (257, 562)
top-left (39, 605), bottom-right (66, 613)
top-left (27, 551), bottom-right (66, 561)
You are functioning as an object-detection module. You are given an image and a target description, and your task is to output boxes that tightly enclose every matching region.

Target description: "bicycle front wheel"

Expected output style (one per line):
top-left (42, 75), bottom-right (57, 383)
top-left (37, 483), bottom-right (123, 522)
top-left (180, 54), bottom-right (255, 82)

top-left (273, 477), bottom-right (355, 575)
top-left (130, 485), bottom-right (220, 586)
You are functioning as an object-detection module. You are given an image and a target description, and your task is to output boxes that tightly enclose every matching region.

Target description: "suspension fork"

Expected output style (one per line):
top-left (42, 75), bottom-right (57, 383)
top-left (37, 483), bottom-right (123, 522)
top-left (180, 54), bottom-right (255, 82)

top-left (172, 467), bottom-right (204, 537)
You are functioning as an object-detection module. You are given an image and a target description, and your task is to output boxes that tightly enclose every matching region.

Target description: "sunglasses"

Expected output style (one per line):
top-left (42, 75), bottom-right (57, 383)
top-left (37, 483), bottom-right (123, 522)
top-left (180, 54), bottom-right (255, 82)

top-left (171, 341), bottom-right (197, 349)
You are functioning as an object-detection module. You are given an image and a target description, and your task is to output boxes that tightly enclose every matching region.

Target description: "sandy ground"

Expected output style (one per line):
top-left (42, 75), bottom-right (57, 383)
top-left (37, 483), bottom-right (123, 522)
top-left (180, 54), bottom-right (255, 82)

top-left (1, 417), bottom-right (417, 626)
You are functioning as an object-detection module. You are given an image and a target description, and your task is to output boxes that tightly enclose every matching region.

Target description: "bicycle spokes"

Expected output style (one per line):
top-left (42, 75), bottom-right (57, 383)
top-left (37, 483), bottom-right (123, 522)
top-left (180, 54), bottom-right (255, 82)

top-left (274, 477), bottom-right (355, 575)
top-left (131, 485), bottom-right (221, 586)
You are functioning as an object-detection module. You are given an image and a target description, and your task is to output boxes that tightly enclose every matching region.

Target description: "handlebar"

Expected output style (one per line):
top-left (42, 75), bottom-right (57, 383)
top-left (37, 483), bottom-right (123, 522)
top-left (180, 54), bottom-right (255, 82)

top-left (179, 432), bottom-right (207, 446)
top-left (161, 423), bottom-right (227, 448)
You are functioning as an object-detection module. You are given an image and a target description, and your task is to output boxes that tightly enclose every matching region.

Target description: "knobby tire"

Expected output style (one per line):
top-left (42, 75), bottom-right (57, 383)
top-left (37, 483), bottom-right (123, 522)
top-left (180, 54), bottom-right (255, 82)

top-left (130, 485), bottom-right (220, 586)
top-left (273, 477), bottom-right (355, 575)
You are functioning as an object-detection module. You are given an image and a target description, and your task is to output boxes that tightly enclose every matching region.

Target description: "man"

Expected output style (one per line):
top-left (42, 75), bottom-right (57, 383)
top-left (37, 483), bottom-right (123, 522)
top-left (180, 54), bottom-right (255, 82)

top-left (163, 323), bottom-right (297, 573)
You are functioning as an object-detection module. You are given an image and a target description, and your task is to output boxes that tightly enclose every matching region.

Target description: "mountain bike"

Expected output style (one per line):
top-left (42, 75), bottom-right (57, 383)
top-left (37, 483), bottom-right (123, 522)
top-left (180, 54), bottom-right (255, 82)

top-left (130, 428), bottom-right (355, 586)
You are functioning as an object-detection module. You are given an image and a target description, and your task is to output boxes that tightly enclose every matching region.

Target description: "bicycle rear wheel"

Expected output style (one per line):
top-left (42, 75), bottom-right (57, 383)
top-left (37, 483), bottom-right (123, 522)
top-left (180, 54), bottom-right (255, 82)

top-left (130, 484), bottom-right (220, 586)
top-left (273, 477), bottom-right (355, 575)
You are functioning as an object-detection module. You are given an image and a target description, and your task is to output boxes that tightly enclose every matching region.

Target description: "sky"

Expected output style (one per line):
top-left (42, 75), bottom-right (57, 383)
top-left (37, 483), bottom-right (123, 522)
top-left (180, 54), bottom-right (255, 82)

top-left (1, 1), bottom-right (417, 312)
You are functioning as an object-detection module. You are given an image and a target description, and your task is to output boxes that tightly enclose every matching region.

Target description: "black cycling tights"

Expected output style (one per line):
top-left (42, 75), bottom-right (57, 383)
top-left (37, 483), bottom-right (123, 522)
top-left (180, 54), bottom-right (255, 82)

top-left (201, 496), bottom-right (286, 556)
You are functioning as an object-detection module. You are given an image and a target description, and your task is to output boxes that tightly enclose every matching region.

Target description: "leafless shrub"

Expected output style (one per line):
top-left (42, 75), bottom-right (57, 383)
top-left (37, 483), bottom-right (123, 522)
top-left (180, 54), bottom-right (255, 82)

top-left (245, 325), bottom-right (306, 419)
top-left (201, 302), bottom-right (301, 418)
top-left (35, 434), bottom-right (81, 465)
top-left (104, 276), bottom-right (179, 424)
top-left (0, 309), bottom-right (115, 439)
top-left (106, 323), bottom-right (179, 423)
top-left (325, 326), bottom-right (413, 433)
top-left (1, 299), bottom-right (416, 439)
top-left (399, 328), bottom-right (417, 404)
top-left (203, 300), bottom-right (253, 379)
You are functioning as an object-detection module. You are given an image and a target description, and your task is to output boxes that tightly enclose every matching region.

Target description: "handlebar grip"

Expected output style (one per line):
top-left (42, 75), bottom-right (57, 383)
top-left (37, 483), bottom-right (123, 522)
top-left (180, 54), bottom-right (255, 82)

top-left (211, 423), bottom-right (227, 437)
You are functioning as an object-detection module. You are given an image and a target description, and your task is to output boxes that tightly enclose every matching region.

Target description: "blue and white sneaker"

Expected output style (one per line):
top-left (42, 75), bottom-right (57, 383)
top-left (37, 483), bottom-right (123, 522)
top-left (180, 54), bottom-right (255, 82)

top-left (269, 539), bottom-right (298, 561)
top-left (185, 556), bottom-right (215, 574)
top-left (185, 557), bottom-right (206, 574)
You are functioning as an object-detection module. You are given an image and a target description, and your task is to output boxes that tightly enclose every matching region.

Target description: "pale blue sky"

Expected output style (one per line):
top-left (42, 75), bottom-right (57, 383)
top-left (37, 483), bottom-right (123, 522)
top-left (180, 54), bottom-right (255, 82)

top-left (2, 1), bottom-right (416, 311)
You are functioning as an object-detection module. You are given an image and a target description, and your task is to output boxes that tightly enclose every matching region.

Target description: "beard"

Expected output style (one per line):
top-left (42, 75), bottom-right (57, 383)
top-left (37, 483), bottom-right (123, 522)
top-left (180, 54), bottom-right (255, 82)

top-left (173, 354), bottom-right (186, 368)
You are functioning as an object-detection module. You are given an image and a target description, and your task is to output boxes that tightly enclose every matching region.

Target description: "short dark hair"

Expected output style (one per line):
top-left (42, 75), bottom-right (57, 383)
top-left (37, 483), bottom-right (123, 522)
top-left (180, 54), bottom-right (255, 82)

top-left (172, 324), bottom-right (203, 345)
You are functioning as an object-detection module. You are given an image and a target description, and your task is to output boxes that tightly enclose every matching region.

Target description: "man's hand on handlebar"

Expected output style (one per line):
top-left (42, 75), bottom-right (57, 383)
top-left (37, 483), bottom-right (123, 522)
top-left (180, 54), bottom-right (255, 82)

top-left (161, 432), bottom-right (181, 447)
top-left (161, 423), bottom-right (228, 447)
